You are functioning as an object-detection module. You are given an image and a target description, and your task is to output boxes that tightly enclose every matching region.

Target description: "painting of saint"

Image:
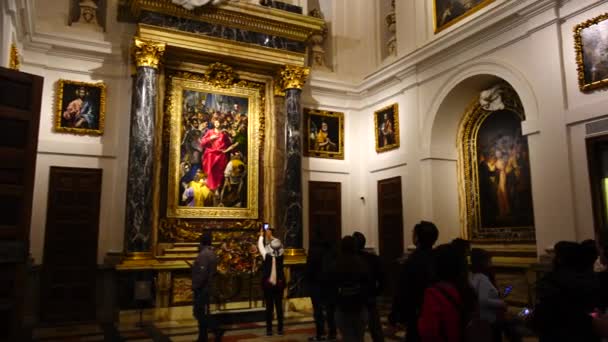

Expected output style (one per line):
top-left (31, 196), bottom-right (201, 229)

top-left (374, 103), bottom-right (400, 153)
top-left (476, 110), bottom-right (534, 228)
top-left (434, 0), bottom-right (494, 33)
top-left (575, 14), bottom-right (608, 91)
top-left (304, 108), bottom-right (344, 159)
top-left (55, 80), bottom-right (106, 135)
top-left (178, 90), bottom-right (249, 208)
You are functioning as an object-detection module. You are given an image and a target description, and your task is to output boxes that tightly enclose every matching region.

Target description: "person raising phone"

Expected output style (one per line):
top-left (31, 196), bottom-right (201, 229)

top-left (470, 248), bottom-right (523, 342)
top-left (257, 224), bottom-right (285, 336)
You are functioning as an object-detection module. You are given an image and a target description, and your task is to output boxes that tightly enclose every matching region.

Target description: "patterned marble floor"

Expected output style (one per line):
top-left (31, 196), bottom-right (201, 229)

top-left (32, 309), bottom-right (539, 342)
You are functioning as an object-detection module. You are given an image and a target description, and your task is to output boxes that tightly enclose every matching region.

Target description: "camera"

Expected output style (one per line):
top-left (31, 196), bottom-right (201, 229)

top-left (263, 223), bottom-right (269, 230)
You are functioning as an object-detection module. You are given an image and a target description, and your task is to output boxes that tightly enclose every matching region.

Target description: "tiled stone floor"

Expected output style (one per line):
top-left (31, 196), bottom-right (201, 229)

top-left (32, 306), bottom-right (539, 341)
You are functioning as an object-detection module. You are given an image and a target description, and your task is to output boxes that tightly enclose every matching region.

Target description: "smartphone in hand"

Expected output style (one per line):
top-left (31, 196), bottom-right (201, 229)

top-left (503, 285), bottom-right (513, 298)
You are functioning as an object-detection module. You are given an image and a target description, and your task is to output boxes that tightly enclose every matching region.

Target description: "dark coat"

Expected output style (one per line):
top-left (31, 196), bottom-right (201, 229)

top-left (534, 269), bottom-right (600, 342)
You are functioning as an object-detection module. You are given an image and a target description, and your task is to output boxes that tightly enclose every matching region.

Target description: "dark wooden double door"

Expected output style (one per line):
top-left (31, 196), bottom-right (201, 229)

top-left (0, 67), bottom-right (42, 340)
top-left (308, 181), bottom-right (342, 246)
top-left (41, 167), bottom-right (102, 323)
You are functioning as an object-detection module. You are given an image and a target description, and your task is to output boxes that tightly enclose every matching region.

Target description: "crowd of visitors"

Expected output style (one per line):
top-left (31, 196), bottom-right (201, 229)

top-left (192, 222), bottom-right (608, 342)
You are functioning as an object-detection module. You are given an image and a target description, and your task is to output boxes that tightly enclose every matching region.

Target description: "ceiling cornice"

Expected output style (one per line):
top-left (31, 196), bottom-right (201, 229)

top-left (308, 0), bottom-right (578, 111)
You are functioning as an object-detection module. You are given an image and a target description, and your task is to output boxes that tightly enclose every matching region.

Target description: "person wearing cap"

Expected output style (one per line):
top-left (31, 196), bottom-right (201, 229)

top-left (258, 225), bottom-right (285, 336)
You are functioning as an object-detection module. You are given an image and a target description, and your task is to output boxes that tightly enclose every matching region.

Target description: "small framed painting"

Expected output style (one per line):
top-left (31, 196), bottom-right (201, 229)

top-left (374, 103), bottom-right (399, 153)
top-left (574, 13), bottom-right (608, 92)
top-left (55, 79), bottom-right (106, 135)
top-left (304, 108), bottom-right (344, 160)
top-left (434, 0), bottom-right (495, 33)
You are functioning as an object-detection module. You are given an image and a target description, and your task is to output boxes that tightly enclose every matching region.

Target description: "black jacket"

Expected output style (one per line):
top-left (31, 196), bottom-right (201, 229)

top-left (390, 248), bottom-right (436, 326)
top-left (534, 269), bottom-right (600, 342)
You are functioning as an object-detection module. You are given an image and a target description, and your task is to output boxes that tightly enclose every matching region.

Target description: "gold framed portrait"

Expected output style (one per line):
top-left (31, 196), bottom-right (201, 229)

top-left (55, 79), bottom-right (106, 135)
top-left (433, 0), bottom-right (495, 33)
top-left (374, 103), bottom-right (400, 153)
top-left (574, 12), bottom-right (608, 92)
top-left (165, 72), bottom-right (263, 219)
top-left (303, 108), bottom-right (344, 160)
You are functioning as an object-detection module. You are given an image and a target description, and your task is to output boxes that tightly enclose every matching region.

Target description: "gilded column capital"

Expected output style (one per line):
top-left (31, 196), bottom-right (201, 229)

top-left (278, 65), bottom-right (310, 91)
top-left (132, 38), bottom-right (166, 69)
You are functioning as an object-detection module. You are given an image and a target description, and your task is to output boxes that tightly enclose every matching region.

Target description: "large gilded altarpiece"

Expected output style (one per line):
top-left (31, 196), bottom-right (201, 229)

top-left (115, 0), bottom-right (323, 311)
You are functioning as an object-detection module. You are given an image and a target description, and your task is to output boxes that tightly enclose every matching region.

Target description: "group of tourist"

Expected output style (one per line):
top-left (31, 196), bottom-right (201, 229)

top-left (191, 222), bottom-right (608, 342)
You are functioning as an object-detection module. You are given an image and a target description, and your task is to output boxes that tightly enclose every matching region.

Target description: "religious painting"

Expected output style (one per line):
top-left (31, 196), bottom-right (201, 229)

top-left (54, 79), bottom-right (106, 135)
top-left (574, 13), bottom-right (608, 92)
top-left (303, 108), bottom-right (344, 159)
top-left (458, 83), bottom-right (535, 242)
top-left (434, 0), bottom-right (495, 33)
top-left (166, 71), bottom-right (262, 219)
top-left (374, 103), bottom-right (400, 153)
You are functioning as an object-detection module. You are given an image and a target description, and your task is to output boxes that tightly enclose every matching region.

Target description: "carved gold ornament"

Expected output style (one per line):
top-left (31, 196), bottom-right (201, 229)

top-left (133, 38), bottom-right (166, 69)
top-left (574, 12), bottom-right (608, 92)
top-left (278, 65), bottom-right (310, 90)
top-left (9, 43), bottom-right (20, 71)
top-left (201, 62), bottom-right (238, 88)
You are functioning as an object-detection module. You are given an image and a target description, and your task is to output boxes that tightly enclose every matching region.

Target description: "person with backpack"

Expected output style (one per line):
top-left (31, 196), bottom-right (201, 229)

top-left (390, 221), bottom-right (439, 342)
top-left (470, 248), bottom-right (522, 342)
top-left (533, 241), bottom-right (602, 342)
top-left (353, 231), bottom-right (385, 342)
top-left (191, 231), bottom-right (224, 342)
top-left (329, 235), bottom-right (371, 342)
top-left (417, 243), bottom-right (480, 342)
top-left (306, 228), bottom-right (337, 341)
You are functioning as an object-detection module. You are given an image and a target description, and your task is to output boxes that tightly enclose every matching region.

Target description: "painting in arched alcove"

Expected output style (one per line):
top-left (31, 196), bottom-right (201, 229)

top-left (458, 82), bottom-right (535, 242)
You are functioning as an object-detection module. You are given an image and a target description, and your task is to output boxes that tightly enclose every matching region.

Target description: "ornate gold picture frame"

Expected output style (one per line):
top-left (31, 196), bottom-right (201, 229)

top-left (433, 0), bottom-right (495, 33)
top-left (55, 79), bottom-right (106, 135)
top-left (166, 70), bottom-right (263, 219)
top-left (457, 83), bottom-right (535, 243)
top-left (303, 108), bottom-right (344, 160)
top-left (574, 12), bottom-right (608, 92)
top-left (374, 103), bottom-right (400, 153)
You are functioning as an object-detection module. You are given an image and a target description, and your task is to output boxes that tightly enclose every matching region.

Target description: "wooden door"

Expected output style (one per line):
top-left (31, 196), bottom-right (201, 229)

top-left (0, 67), bottom-right (43, 340)
top-left (378, 176), bottom-right (404, 295)
top-left (308, 181), bottom-right (342, 247)
top-left (587, 136), bottom-right (608, 245)
top-left (41, 167), bottom-right (102, 323)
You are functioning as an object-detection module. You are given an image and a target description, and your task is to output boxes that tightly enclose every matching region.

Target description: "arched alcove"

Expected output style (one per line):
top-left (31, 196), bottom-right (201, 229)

top-left (424, 70), bottom-right (538, 250)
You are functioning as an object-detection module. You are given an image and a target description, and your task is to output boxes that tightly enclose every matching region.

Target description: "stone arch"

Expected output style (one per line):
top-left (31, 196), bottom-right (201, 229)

top-left (422, 59), bottom-right (539, 159)
top-left (419, 59), bottom-right (539, 243)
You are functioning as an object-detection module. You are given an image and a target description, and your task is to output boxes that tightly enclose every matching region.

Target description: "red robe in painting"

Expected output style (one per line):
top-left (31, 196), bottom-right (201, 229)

top-left (200, 129), bottom-right (231, 191)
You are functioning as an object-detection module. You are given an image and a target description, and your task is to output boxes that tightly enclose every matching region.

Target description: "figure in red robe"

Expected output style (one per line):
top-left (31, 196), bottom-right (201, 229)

top-left (200, 119), bottom-right (231, 191)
